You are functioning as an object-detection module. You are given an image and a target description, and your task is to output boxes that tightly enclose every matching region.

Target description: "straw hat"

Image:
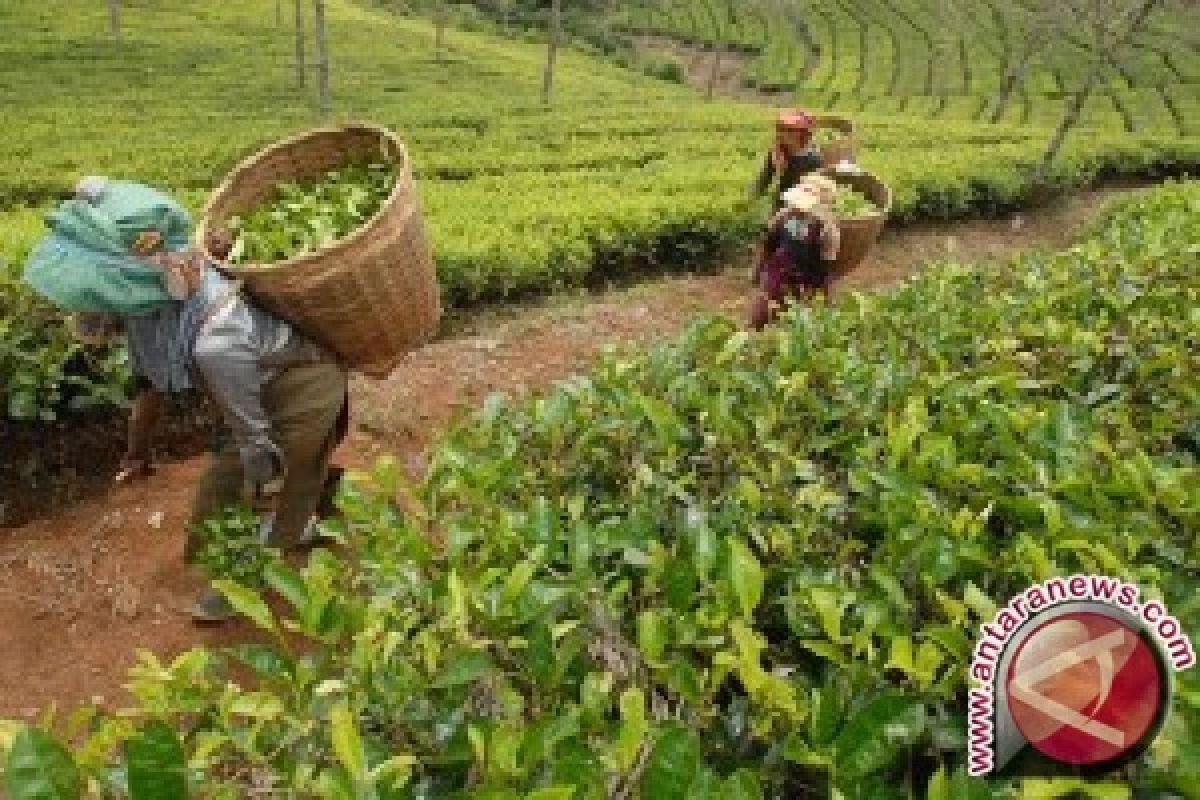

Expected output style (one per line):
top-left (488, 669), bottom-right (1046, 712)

top-left (802, 174), bottom-right (839, 205)
top-left (781, 184), bottom-right (820, 213)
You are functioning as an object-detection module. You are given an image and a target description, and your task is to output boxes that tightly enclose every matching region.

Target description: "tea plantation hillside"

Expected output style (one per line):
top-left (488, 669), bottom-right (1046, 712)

top-left (621, 0), bottom-right (1200, 133)
top-left (3, 0), bottom-right (1200, 422)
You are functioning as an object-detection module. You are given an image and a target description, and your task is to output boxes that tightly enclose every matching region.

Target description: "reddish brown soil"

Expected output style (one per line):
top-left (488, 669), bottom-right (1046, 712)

top-left (0, 397), bottom-right (222, 528)
top-left (0, 186), bottom-right (1133, 719)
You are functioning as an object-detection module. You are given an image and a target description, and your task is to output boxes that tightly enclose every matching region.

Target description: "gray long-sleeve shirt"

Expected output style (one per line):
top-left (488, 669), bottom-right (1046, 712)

top-left (125, 264), bottom-right (329, 486)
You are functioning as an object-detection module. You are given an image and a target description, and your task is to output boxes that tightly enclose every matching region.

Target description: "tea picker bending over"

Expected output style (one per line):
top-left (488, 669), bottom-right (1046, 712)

top-left (26, 176), bottom-right (348, 623)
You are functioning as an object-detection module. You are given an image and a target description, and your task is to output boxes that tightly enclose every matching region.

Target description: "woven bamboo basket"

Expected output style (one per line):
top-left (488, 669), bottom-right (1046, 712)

top-left (811, 114), bottom-right (857, 168)
top-left (195, 123), bottom-right (441, 379)
top-left (821, 167), bottom-right (891, 277)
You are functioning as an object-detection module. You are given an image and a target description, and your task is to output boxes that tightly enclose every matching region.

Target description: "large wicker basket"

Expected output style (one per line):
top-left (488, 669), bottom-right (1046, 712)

top-left (811, 114), bottom-right (857, 168)
top-left (195, 123), bottom-right (441, 379)
top-left (821, 167), bottom-right (891, 277)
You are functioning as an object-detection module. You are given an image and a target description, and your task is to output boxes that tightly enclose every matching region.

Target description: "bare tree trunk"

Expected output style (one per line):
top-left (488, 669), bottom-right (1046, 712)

top-left (960, 35), bottom-right (970, 94)
top-left (707, 46), bottom-right (723, 99)
top-left (985, 0), bottom-right (1011, 87)
top-left (702, 0), bottom-right (725, 100)
top-left (294, 0), bottom-right (306, 88)
top-left (1043, 75), bottom-right (1100, 169)
top-left (857, 13), bottom-right (869, 94)
top-left (542, 0), bottom-right (562, 105)
top-left (988, 43), bottom-right (1042, 123)
top-left (923, 38), bottom-right (934, 95)
top-left (435, 3), bottom-right (448, 63)
top-left (822, 7), bottom-right (838, 91)
top-left (107, 0), bottom-right (121, 43)
top-left (1043, 0), bottom-right (1161, 168)
top-left (313, 0), bottom-right (330, 117)
top-left (985, 3), bottom-right (1071, 124)
top-left (599, 0), bottom-right (614, 44)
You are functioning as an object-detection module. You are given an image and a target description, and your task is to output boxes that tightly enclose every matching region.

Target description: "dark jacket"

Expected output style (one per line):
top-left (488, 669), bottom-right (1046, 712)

top-left (751, 149), bottom-right (824, 209)
top-left (762, 214), bottom-right (837, 290)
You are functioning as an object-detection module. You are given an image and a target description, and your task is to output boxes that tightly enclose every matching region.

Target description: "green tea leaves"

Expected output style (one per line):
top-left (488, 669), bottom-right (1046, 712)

top-left (226, 163), bottom-right (393, 266)
top-left (125, 721), bottom-right (187, 800)
top-left (640, 723), bottom-right (702, 800)
top-left (728, 538), bottom-right (764, 619)
top-left (615, 688), bottom-right (648, 772)
top-left (212, 580), bottom-right (276, 634)
top-left (833, 693), bottom-right (926, 781)
top-left (330, 704), bottom-right (366, 783)
top-left (3, 727), bottom-right (81, 800)
top-left (831, 185), bottom-right (880, 217)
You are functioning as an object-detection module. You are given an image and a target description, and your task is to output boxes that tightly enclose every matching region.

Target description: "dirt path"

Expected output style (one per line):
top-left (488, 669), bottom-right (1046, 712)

top-left (0, 186), bottom-right (1136, 719)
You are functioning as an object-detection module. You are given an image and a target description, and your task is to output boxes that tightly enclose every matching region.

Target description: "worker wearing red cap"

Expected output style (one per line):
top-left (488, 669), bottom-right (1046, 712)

top-left (750, 110), bottom-right (824, 210)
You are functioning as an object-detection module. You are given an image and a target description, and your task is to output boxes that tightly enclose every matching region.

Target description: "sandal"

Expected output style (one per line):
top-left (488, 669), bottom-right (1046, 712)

top-left (190, 588), bottom-right (235, 624)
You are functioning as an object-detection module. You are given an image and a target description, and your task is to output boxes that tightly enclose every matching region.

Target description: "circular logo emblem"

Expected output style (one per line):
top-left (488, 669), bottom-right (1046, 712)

top-left (1006, 611), bottom-right (1167, 766)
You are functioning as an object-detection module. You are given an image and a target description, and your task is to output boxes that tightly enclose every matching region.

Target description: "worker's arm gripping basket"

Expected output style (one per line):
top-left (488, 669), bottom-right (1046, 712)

top-left (196, 124), bottom-right (441, 379)
top-left (821, 167), bottom-right (892, 278)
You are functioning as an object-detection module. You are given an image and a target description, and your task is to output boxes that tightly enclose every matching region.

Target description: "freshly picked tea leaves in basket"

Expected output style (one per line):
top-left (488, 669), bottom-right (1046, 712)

top-left (830, 184), bottom-right (879, 217)
top-left (226, 161), bottom-right (394, 266)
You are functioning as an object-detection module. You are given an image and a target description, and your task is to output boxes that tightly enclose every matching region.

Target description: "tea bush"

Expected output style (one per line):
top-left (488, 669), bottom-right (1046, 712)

top-left (3, 182), bottom-right (1195, 799)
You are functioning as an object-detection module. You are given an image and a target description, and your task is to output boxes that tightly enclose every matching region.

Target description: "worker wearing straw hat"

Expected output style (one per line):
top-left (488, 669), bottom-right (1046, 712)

top-left (26, 177), bottom-right (349, 624)
top-left (749, 175), bottom-right (841, 330)
top-left (750, 110), bottom-right (825, 211)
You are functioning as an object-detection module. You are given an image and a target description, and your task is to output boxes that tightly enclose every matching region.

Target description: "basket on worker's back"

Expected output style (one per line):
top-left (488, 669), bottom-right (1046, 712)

top-left (195, 123), bottom-right (441, 379)
top-left (821, 167), bottom-right (891, 277)
top-left (811, 115), bottom-right (857, 168)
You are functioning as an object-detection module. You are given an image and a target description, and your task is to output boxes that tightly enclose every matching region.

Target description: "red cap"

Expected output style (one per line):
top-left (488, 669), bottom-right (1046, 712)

top-left (776, 110), bottom-right (814, 131)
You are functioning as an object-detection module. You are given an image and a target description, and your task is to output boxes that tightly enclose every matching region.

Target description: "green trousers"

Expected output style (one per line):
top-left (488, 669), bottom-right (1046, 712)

top-left (186, 359), bottom-right (348, 561)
